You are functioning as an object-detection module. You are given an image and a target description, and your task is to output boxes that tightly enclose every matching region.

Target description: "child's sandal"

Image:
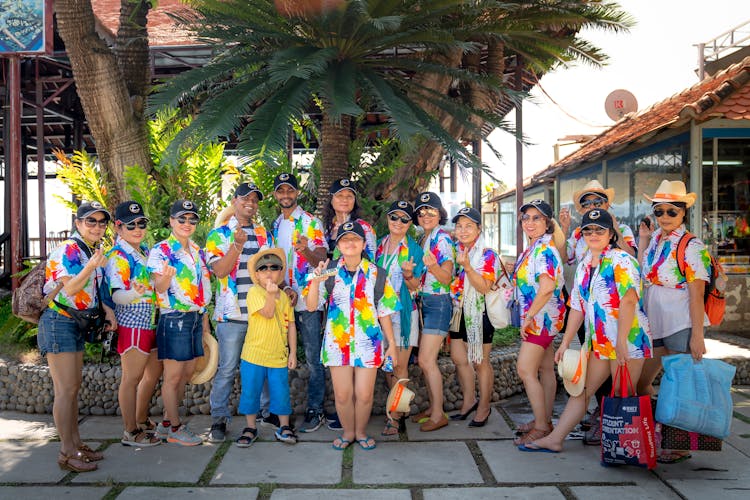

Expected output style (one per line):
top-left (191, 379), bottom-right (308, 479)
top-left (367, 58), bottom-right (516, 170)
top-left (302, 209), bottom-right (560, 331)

top-left (235, 427), bottom-right (258, 448)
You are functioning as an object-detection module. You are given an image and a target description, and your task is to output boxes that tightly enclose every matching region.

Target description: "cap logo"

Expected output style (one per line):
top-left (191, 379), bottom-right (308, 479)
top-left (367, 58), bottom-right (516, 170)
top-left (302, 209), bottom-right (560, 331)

top-left (458, 207), bottom-right (470, 214)
top-left (183, 201), bottom-right (194, 209)
top-left (589, 210), bottom-right (601, 220)
top-left (279, 173), bottom-right (289, 181)
top-left (531, 199), bottom-right (542, 205)
top-left (397, 201), bottom-right (408, 208)
top-left (340, 179), bottom-right (350, 186)
top-left (91, 201), bottom-right (102, 209)
top-left (129, 204), bottom-right (140, 214)
top-left (342, 222), bottom-right (354, 231)
top-left (420, 193), bottom-right (430, 202)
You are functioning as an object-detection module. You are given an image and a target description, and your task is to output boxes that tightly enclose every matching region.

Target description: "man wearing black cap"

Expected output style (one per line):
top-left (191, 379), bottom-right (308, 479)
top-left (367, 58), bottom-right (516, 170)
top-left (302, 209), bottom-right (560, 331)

top-left (271, 172), bottom-right (331, 433)
top-left (204, 182), bottom-right (275, 442)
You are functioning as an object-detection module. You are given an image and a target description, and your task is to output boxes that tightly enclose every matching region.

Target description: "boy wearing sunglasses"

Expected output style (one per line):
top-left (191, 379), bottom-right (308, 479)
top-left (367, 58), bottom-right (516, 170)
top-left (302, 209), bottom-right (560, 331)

top-left (236, 248), bottom-right (298, 447)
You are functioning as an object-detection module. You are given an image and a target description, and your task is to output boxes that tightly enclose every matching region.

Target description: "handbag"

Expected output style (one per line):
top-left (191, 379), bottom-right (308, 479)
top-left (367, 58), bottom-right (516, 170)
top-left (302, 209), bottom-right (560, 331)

top-left (485, 261), bottom-right (511, 329)
top-left (659, 423), bottom-right (723, 451)
top-left (53, 274), bottom-right (108, 343)
top-left (600, 365), bottom-right (657, 470)
top-left (655, 354), bottom-right (735, 439)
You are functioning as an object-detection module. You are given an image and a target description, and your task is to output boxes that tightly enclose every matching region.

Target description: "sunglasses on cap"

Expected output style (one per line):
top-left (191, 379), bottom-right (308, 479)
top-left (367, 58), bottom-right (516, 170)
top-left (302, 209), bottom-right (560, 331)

top-left (653, 208), bottom-right (680, 218)
top-left (175, 215), bottom-right (199, 225)
top-left (80, 217), bottom-right (109, 228)
top-left (256, 264), bottom-right (283, 272)
top-left (520, 213), bottom-right (545, 223)
top-left (581, 197), bottom-right (607, 209)
top-left (581, 226), bottom-right (608, 236)
top-left (416, 208), bottom-right (438, 217)
top-left (388, 214), bottom-right (412, 224)
top-left (119, 220), bottom-right (148, 230)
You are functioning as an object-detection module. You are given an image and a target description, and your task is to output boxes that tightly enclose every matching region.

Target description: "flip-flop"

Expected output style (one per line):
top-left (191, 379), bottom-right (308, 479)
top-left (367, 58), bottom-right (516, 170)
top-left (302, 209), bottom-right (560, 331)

top-left (332, 436), bottom-right (352, 450)
top-left (518, 442), bottom-right (560, 453)
top-left (381, 419), bottom-right (399, 436)
top-left (657, 452), bottom-right (692, 464)
top-left (357, 436), bottom-right (376, 450)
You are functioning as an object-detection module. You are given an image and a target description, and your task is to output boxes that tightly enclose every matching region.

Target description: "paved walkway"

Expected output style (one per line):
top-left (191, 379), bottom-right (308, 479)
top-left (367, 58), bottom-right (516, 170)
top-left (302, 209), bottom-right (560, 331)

top-left (1, 380), bottom-right (749, 500)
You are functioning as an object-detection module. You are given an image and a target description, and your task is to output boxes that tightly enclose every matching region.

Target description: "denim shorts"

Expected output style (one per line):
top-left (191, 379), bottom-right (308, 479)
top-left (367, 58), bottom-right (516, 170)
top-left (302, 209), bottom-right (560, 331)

top-left (653, 328), bottom-right (692, 353)
top-left (420, 293), bottom-right (452, 336)
top-left (156, 311), bottom-right (204, 361)
top-left (37, 308), bottom-right (84, 356)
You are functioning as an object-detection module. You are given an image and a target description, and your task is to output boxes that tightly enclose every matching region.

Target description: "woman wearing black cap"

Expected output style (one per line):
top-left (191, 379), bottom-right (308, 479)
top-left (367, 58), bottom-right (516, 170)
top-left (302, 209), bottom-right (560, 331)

top-left (38, 201), bottom-right (116, 472)
top-left (323, 178), bottom-right (377, 260)
top-left (411, 192), bottom-right (454, 432)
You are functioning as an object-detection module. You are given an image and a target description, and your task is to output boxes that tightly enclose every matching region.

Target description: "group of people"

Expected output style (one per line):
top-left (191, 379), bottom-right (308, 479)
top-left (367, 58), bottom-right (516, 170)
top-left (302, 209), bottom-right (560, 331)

top-left (37, 172), bottom-right (711, 473)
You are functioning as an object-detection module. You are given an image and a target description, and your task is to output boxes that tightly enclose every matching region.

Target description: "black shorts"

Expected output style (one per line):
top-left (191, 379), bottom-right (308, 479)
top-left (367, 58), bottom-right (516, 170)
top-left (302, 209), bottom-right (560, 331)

top-left (449, 310), bottom-right (494, 344)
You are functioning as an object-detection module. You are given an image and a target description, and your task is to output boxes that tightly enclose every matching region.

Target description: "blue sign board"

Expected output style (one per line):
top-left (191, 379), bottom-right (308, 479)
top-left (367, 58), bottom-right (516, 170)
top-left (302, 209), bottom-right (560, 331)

top-left (0, 0), bottom-right (51, 54)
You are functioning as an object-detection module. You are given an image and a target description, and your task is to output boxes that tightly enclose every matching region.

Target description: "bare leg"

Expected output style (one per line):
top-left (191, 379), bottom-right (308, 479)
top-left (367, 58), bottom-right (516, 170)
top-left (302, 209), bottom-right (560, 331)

top-left (136, 350), bottom-right (162, 423)
top-left (119, 349), bottom-right (150, 432)
top-left (450, 339), bottom-right (477, 414)
top-left (330, 366), bottom-right (356, 442)
top-left (516, 342), bottom-right (551, 431)
top-left (47, 352), bottom-right (83, 456)
top-left (418, 334), bottom-right (446, 424)
top-left (539, 345), bottom-right (557, 423)
top-left (473, 343), bottom-right (494, 420)
top-left (637, 346), bottom-right (667, 396)
top-left (353, 367), bottom-right (378, 441)
top-left (162, 359), bottom-right (196, 426)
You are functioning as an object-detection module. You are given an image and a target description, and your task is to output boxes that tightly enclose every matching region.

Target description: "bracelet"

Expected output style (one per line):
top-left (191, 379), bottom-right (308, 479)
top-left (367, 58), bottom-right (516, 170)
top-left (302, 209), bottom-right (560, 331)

top-left (232, 243), bottom-right (243, 252)
top-left (282, 285), bottom-right (293, 292)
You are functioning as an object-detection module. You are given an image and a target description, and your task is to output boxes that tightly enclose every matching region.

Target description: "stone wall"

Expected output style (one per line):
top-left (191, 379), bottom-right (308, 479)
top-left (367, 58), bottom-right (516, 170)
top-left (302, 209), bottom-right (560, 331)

top-left (720, 274), bottom-right (750, 338)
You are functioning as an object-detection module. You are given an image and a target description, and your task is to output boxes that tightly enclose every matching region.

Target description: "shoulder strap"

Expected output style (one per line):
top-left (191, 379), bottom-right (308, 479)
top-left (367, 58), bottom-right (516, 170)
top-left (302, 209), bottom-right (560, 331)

top-left (374, 264), bottom-right (387, 305)
top-left (675, 232), bottom-right (696, 278)
top-left (72, 237), bottom-right (93, 259)
top-left (324, 260), bottom-right (338, 297)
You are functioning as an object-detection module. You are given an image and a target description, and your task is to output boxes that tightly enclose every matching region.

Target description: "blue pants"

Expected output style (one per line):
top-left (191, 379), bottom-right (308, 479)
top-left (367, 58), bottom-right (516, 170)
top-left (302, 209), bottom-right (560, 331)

top-left (296, 310), bottom-right (324, 412)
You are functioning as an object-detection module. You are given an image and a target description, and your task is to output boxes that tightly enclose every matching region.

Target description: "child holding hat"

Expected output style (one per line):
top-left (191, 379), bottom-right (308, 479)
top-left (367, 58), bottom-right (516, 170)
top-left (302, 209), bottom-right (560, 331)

top-left (236, 248), bottom-right (298, 447)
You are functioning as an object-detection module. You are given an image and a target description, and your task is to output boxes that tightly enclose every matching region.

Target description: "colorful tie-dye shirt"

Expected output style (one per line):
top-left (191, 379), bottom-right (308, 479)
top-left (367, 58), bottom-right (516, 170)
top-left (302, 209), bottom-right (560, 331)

top-left (105, 237), bottom-right (154, 328)
top-left (512, 233), bottom-right (566, 337)
top-left (641, 225), bottom-right (710, 289)
top-left (273, 206), bottom-right (329, 311)
top-left (566, 223), bottom-right (636, 265)
top-left (205, 216), bottom-right (273, 321)
top-left (329, 217), bottom-right (377, 261)
top-left (312, 258), bottom-right (400, 368)
top-left (147, 234), bottom-right (211, 313)
top-left (571, 246), bottom-right (652, 360)
top-left (420, 227), bottom-right (455, 295)
top-left (44, 234), bottom-right (104, 314)
top-left (450, 243), bottom-right (500, 305)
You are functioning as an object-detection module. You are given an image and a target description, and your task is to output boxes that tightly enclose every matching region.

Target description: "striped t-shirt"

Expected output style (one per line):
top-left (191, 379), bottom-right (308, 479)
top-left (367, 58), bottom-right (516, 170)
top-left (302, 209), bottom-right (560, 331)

top-left (235, 226), bottom-right (261, 322)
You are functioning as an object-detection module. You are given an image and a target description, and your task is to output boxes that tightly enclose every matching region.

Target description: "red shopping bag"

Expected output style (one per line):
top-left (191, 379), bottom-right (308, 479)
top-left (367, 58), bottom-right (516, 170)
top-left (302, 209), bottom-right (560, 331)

top-left (600, 365), bottom-right (657, 469)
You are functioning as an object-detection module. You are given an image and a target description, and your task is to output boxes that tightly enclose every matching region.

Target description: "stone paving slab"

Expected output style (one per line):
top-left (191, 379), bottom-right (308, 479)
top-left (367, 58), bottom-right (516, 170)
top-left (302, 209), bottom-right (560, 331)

top-left (287, 415), bottom-right (401, 443)
top-left (652, 443), bottom-right (748, 481)
top-left (403, 406), bottom-right (514, 441)
top-left (71, 441), bottom-right (218, 484)
top-left (0, 486), bottom-right (110, 499)
top-left (0, 440), bottom-right (99, 483)
top-left (118, 486), bottom-right (260, 499)
top-left (732, 397), bottom-right (750, 418)
top-left (423, 486), bottom-right (564, 499)
top-left (666, 478), bottom-right (750, 500)
top-left (353, 441), bottom-right (482, 485)
top-left (570, 483), bottom-right (681, 500)
top-left (0, 411), bottom-right (56, 440)
top-left (212, 442), bottom-right (342, 485)
top-left (725, 435), bottom-right (750, 457)
top-left (78, 414), bottom-right (213, 440)
top-left (730, 415), bottom-right (750, 435)
top-left (270, 488), bottom-right (412, 500)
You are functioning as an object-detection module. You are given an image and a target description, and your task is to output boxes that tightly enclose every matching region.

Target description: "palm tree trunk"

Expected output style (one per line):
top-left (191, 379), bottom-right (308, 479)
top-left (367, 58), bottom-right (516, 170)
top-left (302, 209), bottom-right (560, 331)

top-left (317, 112), bottom-right (352, 214)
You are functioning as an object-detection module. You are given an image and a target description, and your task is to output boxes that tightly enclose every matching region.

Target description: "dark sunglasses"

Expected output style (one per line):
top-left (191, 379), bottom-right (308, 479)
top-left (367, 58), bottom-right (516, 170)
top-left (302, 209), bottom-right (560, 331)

top-left (520, 213), bottom-right (544, 223)
top-left (653, 208), bottom-right (680, 218)
top-left (176, 215), bottom-right (199, 225)
top-left (581, 197), bottom-right (607, 209)
top-left (81, 217), bottom-right (109, 228)
top-left (581, 226), bottom-right (608, 236)
top-left (417, 208), bottom-right (438, 217)
top-left (388, 214), bottom-right (412, 224)
top-left (256, 264), bottom-right (283, 272)
top-left (121, 220), bottom-right (148, 230)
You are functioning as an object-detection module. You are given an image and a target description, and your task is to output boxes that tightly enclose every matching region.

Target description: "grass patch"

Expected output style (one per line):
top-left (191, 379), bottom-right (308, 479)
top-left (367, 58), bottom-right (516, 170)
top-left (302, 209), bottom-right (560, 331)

top-left (0, 295), bottom-right (40, 363)
top-left (197, 440), bottom-right (232, 486)
top-left (492, 325), bottom-right (519, 348)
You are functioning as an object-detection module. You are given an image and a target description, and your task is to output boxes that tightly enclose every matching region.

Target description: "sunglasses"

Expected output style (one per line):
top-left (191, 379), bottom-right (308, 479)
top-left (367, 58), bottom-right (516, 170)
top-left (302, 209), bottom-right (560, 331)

top-left (388, 214), bottom-right (412, 224)
top-left (581, 226), bottom-right (608, 236)
top-left (176, 216), bottom-right (199, 225)
top-left (520, 213), bottom-right (545, 223)
top-left (256, 264), bottom-right (283, 272)
top-left (417, 208), bottom-right (438, 218)
top-left (581, 197), bottom-right (607, 209)
top-left (81, 217), bottom-right (109, 228)
top-left (653, 208), bottom-right (680, 218)
top-left (121, 220), bottom-right (148, 230)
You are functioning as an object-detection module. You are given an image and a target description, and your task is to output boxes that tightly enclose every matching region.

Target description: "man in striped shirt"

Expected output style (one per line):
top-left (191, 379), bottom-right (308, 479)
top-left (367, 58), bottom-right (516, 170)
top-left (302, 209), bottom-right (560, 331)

top-left (205, 182), bottom-right (275, 442)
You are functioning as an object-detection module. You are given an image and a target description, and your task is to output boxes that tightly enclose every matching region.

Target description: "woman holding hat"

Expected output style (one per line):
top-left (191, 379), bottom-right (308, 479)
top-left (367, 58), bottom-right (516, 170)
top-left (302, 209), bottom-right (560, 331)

top-left (512, 199), bottom-right (566, 446)
top-left (518, 209), bottom-right (651, 453)
top-left (306, 221), bottom-right (400, 451)
top-left (375, 200), bottom-right (424, 435)
top-left (411, 192), bottom-right (455, 432)
top-left (147, 199), bottom-right (212, 446)
top-left (38, 201), bottom-right (116, 472)
top-left (448, 207), bottom-right (501, 427)
top-left (323, 178), bottom-right (377, 260)
top-left (106, 201), bottom-right (161, 447)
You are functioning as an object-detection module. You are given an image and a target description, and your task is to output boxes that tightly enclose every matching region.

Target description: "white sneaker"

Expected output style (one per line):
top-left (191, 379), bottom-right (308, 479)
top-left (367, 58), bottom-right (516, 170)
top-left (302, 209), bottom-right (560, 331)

top-left (155, 421), bottom-right (170, 440)
top-left (167, 423), bottom-right (203, 446)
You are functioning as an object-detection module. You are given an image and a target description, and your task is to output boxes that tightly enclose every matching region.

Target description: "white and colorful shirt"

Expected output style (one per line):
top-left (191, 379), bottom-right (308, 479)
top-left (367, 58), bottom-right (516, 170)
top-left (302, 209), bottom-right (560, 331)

top-left (566, 223), bottom-right (636, 265)
top-left (273, 206), bottom-right (329, 311)
top-left (147, 234), bottom-right (211, 313)
top-left (106, 237), bottom-right (154, 328)
top-left (312, 258), bottom-right (400, 368)
top-left (571, 246), bottom-right (652, 360)
top-left (44, 233), bottom-right (104, 314)
top-left (329, 217), bottom-right (377, 261)
top-left (420, 227), bottom-right (455, 295)
top-left (450, 243), bottom-right (500, 305)
top-left (205, 216), bottom-right (273, 322)
top-left (642, 225), bottom-right (711, 289)
top-left (513, 233), bottom-right (566, 337)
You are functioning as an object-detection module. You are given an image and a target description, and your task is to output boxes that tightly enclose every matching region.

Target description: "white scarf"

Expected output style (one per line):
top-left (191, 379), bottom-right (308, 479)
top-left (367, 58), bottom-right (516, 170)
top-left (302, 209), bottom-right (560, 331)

top-left (462, 235), bottom-right (487, 364)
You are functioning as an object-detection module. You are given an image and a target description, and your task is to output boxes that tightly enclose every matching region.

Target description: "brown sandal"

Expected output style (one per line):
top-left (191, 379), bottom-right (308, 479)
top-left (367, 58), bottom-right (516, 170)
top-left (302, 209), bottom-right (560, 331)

top-left (513, 427), bottom-right (551, 446)
top-left (58, 451), bottom-right (98, 473)
top-left (77, 443), bottom-right (104, 461)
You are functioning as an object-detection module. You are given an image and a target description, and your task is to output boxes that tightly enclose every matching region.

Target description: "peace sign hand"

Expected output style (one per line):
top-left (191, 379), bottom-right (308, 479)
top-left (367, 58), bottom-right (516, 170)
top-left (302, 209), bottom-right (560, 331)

top-left (161, 261), bottom-right (177, 279)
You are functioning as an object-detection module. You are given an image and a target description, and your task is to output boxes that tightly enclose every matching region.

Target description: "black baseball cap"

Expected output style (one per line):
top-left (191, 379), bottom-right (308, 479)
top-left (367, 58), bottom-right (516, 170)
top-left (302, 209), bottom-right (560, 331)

top-left (387, 200), bottom-right (414, 219)
top-left (414, 192), bottom-right (443, 211)
top-left (234, 182), bottom-right (264, 200)
top-left (519, 199), bottom-right (553, 219)
top-left (273, 172), bottom-right (298, 191)
top-left (335, 221), bottom-right (366, 244)
top-left (451, 206), bottom-right (481, 225)
top-left (114, 201), bottom-right (148, 224)
top-left (329, 178), bottom-right (357, 195)
top-left (170, 199), bottom-right (199, 218)
top-left (76, 201), bottom-right (111, 220)
top-left (581, 209), bottom-right (614, 231)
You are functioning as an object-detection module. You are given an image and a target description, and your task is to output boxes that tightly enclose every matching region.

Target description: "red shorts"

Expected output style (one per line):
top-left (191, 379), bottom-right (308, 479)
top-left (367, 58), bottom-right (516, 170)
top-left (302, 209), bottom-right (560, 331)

top-left (117, 326), bottom-right (157, 355)
top-left (523, 330), bottom-right (556, 350)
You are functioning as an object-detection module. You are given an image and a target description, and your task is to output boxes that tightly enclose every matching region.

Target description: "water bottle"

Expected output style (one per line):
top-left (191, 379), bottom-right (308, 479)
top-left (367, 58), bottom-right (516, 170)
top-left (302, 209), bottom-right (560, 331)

top-left (381, 355), bottom-right (393, 373)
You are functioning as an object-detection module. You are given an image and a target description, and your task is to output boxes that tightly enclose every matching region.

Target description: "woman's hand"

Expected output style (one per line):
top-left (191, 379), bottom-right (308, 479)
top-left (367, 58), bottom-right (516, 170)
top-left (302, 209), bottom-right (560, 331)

top-left (456, 250), bottom-right (470, 268)
top-left (88, 248), bottom-right (107, 269)
top-left (132, 282), bottom-right (147, 296)
top-left (638, 218), bottom-right (653, 241)
top-left (309, 259), bottom-right (332, 283)
top-left (385, 344), bottom-right (398, 369)
top-left (690, 334), bottom-right (706, 361)
top-left (520, 316), bottom-right (532, 340)
top-left (559, 207), bottom-right (571, 235)
top-left (554, 340), bottom-right (570, 364)
top-left (423, 251), bottom-right (437, 269)
top-left (615, 342), bottom-right (630, 366)
top-left (401, 257), bottom-right (416, 278)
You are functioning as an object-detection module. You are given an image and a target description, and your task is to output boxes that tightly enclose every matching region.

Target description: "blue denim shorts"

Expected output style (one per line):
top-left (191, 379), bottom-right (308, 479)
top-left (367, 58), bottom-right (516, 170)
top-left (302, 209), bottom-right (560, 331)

top-left (156, 311), bottom-right (204, 361)
top-left (37, 308), bottom-right (84, 356)
top-left (420, 293), bottom-right (452, 336)
top-left (238, 360), bottom-right (291, 416)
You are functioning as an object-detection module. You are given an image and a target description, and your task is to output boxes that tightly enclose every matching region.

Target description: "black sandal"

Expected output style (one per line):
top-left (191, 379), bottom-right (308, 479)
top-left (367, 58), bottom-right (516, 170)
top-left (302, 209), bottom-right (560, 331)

top-left (235, 427), bottom-right (258, 448)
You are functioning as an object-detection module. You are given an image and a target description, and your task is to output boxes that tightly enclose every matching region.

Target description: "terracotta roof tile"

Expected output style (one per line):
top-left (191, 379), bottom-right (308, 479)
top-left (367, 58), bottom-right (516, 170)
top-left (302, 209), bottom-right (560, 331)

top-left (91, 0), bottom-right (198, 47)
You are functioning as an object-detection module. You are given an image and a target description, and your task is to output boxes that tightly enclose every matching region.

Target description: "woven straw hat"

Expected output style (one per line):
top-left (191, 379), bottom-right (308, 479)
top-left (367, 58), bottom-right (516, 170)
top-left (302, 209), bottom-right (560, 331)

top-left (191, 333), bottom-right (219, 385)
top-left (385, 379), bottom-right (415, 421)
top-left (643, 180), bottom-right (697, 208)
top-left (572, 180), bottom-right (615, 214)
top-left (558, 348), bottom-right (588, 397)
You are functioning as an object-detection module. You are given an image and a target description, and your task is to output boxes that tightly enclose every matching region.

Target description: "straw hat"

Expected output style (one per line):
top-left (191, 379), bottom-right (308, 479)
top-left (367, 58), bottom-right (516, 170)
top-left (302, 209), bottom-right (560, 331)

top-left (558, 348), bottom-right (588, 397)
top-left (385, 379), bottom-right (415, 421)
top-left (214, 204), bottom-right (235, 228)
top-left (572, 180), bottom-right (615, 214)
top-left (248, 248), bottom-right (287, 287)
top-left (191, 333), bottom-right (219, 385)
top-left (643, 180), bottom-right (697, 208)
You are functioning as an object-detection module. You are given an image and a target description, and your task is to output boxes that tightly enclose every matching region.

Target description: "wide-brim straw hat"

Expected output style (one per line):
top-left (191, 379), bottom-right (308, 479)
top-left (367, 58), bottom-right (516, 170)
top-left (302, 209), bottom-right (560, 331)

top-left (248, 248), bottom-right (287, 287)
top-left (572, 180), bottom-right (615, 214)
top-left (643, 179), bottom-right (697, 208)
top-left (386, 378), bottom-right (415, 421)
top-left (558, 348), bottom-right (588, 397)
top-left (191, 333), bottom-right (219, 385)
top-left (214, 204), bottom-right (235, 228)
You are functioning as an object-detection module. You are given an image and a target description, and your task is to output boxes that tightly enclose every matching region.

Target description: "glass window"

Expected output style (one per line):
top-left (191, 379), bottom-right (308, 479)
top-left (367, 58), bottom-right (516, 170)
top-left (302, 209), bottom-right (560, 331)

top-left (558, 165), bottom-right (602, 215)
top-left (482, 212), bottom-right (498, 251)
top-left (498, 196), bottom-right (516, 258)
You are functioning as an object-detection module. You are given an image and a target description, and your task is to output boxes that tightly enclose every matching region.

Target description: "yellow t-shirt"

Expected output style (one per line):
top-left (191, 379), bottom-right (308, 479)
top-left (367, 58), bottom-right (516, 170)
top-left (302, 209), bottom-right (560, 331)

top-left (240, 286), bottom-right (293, 368)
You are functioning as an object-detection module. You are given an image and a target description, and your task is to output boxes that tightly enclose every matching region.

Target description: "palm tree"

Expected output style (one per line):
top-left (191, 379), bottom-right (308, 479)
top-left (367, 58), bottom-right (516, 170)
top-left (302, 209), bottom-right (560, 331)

top-left (152, 0), bottom-right (633, 209)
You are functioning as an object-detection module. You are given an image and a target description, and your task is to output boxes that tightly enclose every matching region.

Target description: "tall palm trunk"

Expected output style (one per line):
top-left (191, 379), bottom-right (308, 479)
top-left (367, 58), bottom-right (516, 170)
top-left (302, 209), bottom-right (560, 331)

top-left (317, 112), bottom-right (352, 214)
